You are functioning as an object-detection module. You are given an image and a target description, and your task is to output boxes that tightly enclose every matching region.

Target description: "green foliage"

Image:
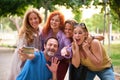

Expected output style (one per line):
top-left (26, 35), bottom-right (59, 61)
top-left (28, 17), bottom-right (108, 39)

top-left (110, 0), bottom-right (120, 19)
top-left (0, 0), bottom-right (31, 16)
top-left (84, 13), bottom-right (104, 33)
top-left (1, 17), bottom-right (11, 30)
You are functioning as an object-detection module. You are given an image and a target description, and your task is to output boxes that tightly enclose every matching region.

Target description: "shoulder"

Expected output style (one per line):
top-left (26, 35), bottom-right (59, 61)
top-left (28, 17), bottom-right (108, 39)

top-left (90, 39), bottom-right (102, 50)
top-left (91, 39), bottom-right (101, 46)
top-left (91, 39), bottom-right (100, 44)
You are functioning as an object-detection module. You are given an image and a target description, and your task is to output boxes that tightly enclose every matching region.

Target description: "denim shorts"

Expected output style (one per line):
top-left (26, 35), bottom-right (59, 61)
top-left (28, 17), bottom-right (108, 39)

top-left (86, 66), bottom-right (115, 80)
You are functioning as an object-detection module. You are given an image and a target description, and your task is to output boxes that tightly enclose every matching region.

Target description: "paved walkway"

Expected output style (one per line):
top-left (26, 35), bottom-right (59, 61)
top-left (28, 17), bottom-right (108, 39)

top-left (0, 47), bottom-right (14, 80)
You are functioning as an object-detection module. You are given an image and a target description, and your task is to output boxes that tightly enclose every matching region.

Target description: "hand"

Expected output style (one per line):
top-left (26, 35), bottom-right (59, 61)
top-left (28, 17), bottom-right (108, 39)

top-left (61, 47), bottom-right (68, 56)
top-left (72, 39), bottom-right (79, 55)
top-left (18, 48), bottom-right (29, 59)
top-left (82, 40), bottom-right (90, 58)
top-left (82, 40), bottom-right (90, 51)
top-left (86, 35), bottom-right (93, 44)
top-left (46, 57), bottom-right (60, 73)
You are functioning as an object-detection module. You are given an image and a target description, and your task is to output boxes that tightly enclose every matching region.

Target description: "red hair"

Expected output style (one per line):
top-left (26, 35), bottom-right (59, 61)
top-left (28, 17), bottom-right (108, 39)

top-left (42, 11), bottom-right (65, 36)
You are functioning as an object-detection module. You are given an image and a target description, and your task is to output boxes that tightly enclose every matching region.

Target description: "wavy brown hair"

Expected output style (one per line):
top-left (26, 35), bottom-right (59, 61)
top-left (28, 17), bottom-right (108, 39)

top-left (19, 8), bottom-right (42, 45)
top-left (42, 10), bottom-right (65, 36)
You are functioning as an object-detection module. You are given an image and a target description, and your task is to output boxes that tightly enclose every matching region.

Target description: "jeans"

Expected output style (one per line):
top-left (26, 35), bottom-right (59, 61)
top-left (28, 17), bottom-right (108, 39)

top-left (86, 66), bottom-right (115, 80)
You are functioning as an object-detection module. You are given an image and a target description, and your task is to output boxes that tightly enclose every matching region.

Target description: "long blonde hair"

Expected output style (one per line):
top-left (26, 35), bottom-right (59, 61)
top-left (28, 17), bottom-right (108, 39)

top-left (19, 8), bottom-right (42, 45)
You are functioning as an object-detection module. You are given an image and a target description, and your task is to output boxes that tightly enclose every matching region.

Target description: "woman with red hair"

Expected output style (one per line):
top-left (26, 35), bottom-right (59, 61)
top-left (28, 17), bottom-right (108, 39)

top-left (41, 11), bottom-right (71, 80)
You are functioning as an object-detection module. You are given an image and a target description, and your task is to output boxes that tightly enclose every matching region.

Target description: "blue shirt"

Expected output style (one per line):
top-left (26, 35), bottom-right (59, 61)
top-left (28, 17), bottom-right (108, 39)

top-left (16, 51), bottom-right (52, 80)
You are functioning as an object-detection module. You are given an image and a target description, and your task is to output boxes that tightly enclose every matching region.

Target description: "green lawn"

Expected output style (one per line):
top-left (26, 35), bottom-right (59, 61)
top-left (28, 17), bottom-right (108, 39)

top-left (104, 44), bottom-right (120, 66)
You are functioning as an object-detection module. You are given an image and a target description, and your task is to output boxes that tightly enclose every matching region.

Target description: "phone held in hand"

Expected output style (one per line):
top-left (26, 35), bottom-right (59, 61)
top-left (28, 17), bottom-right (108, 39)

top-left (23, 47), bottom-right (34, 54)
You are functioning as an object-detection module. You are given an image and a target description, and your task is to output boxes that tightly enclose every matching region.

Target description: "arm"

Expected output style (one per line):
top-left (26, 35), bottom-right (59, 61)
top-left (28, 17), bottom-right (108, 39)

top-left (92, 35), bottom-right (104, 41)
top-left (82, 39), bottom-right (103, 67)
top-left (46, 57), bottom-right (60, 80)
top-left (86, 35), bottom-right (104, 44)
top-left (71, 40), bottom-right (81, 68)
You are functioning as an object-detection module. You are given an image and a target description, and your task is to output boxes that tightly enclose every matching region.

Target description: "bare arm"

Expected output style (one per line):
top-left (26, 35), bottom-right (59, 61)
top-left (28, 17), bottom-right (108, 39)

top-left (71, 39), bottom-right (80, 68)
top-left (82, 39), bottom-right (103, 67)
top-left (92, 35), bottom-right (104, 41)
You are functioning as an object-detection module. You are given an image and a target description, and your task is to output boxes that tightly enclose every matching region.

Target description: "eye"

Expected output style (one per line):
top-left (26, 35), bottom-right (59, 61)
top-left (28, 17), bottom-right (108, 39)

top-left (54, 45), bottom-right (58, 48)
top-left (78, 32), bottom-right (82, 34)
top-left (48, 43), bottom-right (52, 46)
top-left (55, 19), bottom-right (60, 22)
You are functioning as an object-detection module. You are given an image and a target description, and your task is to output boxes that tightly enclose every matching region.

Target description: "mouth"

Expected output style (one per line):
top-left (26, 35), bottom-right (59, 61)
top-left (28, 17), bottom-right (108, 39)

top-left (76, 39), bottom-right (80, 42)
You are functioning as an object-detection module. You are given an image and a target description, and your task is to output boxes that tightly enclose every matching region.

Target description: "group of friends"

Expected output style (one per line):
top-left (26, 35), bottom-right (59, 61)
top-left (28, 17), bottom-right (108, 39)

top-left (8, 8), bottom-right (115, 80)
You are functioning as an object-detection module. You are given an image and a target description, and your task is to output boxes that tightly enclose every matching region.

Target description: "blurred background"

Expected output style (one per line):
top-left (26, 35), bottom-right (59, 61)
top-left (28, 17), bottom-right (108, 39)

top-left (0, 0), bottom-right (120, 80)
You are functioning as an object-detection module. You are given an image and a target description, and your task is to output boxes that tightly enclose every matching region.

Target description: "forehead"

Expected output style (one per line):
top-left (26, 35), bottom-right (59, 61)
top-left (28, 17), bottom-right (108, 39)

top-left (29, 12), bottom-right (38, 18)
top-left (65, 23), bottom-right (72, 27)
top-left (47, 38), bottom-right (58, 45)
top-left (51, 15), bottom-right (60, 19)
top-left (74, 26), bottom-right (83, 31)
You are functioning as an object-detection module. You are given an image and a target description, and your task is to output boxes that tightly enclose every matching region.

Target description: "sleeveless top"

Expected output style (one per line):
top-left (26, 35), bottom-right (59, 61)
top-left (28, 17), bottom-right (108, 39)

top-left (81, 44), bottom-right (112, 71)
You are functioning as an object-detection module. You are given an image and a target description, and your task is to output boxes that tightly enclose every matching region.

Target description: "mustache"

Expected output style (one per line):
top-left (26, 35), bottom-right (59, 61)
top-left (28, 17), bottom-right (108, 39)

top-left (47, 48), bottom-right (56, 52)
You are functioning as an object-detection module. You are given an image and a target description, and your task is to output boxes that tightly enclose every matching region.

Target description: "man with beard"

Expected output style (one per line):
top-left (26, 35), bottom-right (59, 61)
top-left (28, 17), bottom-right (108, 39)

top-left (16, 37), bottom-right (60, 80)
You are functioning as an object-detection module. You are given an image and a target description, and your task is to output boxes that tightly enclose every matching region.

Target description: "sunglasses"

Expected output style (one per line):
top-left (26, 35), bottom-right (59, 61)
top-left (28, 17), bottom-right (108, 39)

top-left (74, 23), bottom-right (87, 29)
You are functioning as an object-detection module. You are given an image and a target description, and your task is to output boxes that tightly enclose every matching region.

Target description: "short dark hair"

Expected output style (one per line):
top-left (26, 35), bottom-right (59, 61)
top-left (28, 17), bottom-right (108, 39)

top-left (44, 37), bottom-right (59, 47)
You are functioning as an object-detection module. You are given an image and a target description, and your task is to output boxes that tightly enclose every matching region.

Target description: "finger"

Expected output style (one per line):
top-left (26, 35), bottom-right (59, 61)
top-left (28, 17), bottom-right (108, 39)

top-left (54, 57), bottom-right (59, 64)
top-left (57, 60), bottom-right (60, 65)
top-left (51, 57), bottom-right (54, 63)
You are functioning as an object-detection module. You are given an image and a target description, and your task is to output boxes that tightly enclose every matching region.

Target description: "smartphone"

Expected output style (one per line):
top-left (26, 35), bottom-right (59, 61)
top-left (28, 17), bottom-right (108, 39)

top-left (23, 47), bottom-right (34, 54)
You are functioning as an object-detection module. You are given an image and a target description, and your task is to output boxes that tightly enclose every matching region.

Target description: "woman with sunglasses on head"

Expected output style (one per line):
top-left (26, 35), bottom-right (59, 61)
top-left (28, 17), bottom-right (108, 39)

top-left (8, 8), bottom-right (42, 80)
top-left (64, 20), bottom-right (104, 42)
top-left (62, 20), bottom-right (104, 58)
top-left (62, 22), bottom-right (115, 80)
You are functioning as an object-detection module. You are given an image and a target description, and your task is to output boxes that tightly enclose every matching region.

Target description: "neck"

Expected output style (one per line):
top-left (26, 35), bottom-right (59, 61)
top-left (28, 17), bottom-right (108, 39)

top-left (52, 29), bottom-right (59, 37)
top-left (52, 28), bottom-right (59, 33)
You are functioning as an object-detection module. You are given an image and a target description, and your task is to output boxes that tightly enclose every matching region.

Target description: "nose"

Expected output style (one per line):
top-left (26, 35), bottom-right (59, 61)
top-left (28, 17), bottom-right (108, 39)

top-left (66, 29), bottom-right (69, 32)
top-left (75, 33), bottom-right (80, 37)
top-left (50, 45), bottom-right (55, 49)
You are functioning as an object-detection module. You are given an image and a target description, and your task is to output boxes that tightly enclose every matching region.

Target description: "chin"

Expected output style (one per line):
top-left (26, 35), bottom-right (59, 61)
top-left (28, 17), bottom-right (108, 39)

top-left (47, 52), bottom-right (54, 57)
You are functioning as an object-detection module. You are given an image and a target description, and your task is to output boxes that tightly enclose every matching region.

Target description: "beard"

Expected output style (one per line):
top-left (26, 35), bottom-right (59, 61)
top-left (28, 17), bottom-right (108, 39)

top-left (46, 51), bottom-right (55, 57)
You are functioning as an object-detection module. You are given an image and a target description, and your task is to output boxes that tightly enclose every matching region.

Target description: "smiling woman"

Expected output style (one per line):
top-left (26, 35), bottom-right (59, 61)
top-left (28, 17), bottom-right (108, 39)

top-left (63, 22), bottom-right (115, 80)
top-left (8, 8), bottom-right (43, 80)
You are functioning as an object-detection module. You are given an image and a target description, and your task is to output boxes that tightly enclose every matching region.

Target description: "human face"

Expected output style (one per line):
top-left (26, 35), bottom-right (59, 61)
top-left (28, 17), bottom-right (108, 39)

top-left (64, 23), bottom-right (73, 38)
top-left (44, 38), bottom-right (58, 57)
top-left (28, 12), bottom-right (40, 30)
top-left (73, 26), bottom-right (86, 45)
top-left (50, 15), bottom-right (60, 31)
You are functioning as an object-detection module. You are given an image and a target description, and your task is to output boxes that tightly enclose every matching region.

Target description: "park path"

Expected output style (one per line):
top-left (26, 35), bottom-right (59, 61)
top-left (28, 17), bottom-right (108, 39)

top-left (0, 47), bottom-right (14, 80)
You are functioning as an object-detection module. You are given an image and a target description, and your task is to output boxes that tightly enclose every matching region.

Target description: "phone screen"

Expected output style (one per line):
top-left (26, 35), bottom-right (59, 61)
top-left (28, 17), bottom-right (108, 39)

top-left (23, 47), bottom-right (34, 54)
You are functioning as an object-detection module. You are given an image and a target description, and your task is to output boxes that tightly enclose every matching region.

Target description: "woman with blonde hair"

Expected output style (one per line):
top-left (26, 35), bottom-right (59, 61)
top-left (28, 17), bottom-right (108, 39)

top-left (8, 8), bottom-right (42, 80)
top-left (62, 23), bottom-right (115, 80)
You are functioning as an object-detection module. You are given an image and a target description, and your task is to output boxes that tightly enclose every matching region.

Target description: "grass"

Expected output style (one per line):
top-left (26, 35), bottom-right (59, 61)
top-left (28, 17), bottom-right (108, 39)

top-left (104, 44), bottom-right (120, 66)
top-left (0, 43), bottom-right (16, 48)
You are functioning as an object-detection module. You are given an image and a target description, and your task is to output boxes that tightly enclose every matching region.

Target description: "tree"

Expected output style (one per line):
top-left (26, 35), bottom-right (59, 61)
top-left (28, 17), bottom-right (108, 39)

top-left (0, 0), bottom-right (31, 16)
top-left (0, 0), bottom-right (98, 32)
